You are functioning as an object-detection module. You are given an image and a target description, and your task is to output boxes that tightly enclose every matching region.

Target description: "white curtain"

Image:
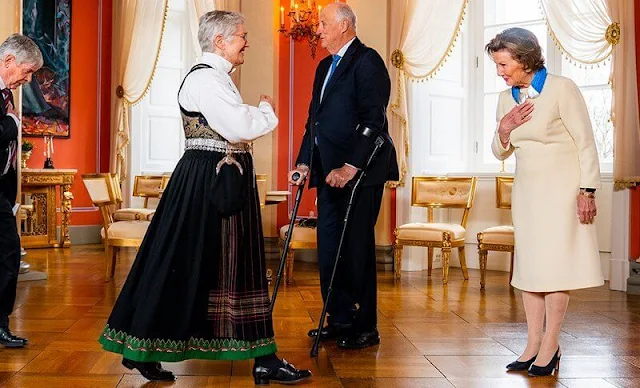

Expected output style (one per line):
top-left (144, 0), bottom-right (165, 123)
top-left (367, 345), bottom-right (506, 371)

top-left (187, 0), bottom-right (216, 57)
top-left (110, 0), bottom-right (169, 180)
top-left (540, 0), bottom-right (615, 64)
top-left (388, 0), bottom-right (468, 186)
top-left (607, 0), bottom-right (640, 188)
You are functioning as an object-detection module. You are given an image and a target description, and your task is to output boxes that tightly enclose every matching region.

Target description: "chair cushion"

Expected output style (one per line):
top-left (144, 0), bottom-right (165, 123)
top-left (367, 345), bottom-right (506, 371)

top-left (396, 223), bottom-right (466, 241)
top-left (101, 221), bottom-right (150, 240)
top-left (478, 225), bottom-right (514, 245)
top-left (279, 224), bottom-right (317, 243)
top-left (113, 208), bottom-right (155, 221)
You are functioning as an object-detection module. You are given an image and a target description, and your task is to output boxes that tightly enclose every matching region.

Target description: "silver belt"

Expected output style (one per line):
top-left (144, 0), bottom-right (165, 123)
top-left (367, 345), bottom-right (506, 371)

top-left (185, 138), bottom-right (251, 153)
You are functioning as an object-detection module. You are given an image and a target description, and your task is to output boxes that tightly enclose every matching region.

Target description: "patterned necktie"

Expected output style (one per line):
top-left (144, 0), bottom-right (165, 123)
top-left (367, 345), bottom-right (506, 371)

top-left (1, 88), bottom-right (13, 110)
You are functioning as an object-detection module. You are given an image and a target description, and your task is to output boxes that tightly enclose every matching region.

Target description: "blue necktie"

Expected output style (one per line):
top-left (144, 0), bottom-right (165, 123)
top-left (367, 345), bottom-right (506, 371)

top-left (328, 55), bottom-right (341, 81)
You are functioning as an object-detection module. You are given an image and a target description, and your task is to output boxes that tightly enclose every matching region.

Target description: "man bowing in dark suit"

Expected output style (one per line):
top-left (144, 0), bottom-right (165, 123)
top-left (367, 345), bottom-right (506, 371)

top-left (0, 34), bottom-right (42, 348)
top-left (288, 3), bottom-right (399, 349)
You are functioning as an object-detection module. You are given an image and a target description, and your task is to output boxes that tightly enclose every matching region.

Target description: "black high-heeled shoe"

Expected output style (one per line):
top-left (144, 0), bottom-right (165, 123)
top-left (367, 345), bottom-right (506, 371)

top-left (122, 358), bottom-right (176, 381)
top-left (528, 348), bottom-right (561, 377)
top-left (253, 359), bottom-right (312, 385)
top-left (506, 354), bottom-right (537, 371)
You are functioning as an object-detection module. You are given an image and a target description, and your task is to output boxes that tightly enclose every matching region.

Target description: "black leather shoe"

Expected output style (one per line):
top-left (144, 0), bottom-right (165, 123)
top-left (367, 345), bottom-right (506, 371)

top-left (307, 323), bottom-right (352, 341)
top-left (253, 359), bottom-right (312, 385)
top-left (122, 358), bottom-right (175, 381)
top-left (528, 348), bottom-right (561, 377)
top-left (337, 329), bottom-right (380, 349)
top-left (0, 327), bottom-right (26, 348)
top-left (506, 354), bottom-right (537, 371)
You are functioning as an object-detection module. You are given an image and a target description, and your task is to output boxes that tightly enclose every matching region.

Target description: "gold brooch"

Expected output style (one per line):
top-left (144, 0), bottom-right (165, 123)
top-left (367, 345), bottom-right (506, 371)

top-left (606, 22), bottom-right (620, 46)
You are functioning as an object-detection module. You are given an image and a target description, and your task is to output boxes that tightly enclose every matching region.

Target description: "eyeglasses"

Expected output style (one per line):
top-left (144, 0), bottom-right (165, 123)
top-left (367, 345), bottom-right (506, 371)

top-left (233, 33), bottom-right (248, 42)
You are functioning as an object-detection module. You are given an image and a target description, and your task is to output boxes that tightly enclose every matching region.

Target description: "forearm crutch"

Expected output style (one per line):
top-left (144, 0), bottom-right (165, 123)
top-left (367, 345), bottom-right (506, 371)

top-left (269, 170), bottom-right (306, 312)
top-left (310, 134), bottom-right (385, 357)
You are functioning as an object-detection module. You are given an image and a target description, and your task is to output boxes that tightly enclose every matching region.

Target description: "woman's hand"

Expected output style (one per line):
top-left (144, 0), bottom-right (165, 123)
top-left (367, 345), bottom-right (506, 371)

top-left (260, 94), bottom-right (274, 108)
top-left (497, 101), bottom-right (534, 146)
top-left (577, 192), bottom-right (597, 224)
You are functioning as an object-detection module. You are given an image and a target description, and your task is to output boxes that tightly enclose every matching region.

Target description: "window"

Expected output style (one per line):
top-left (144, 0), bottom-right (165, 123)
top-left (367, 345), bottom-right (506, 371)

top-left (478, 0), bottom-right (612, 172)
top-left (409, 0), bottom-right (613, 174)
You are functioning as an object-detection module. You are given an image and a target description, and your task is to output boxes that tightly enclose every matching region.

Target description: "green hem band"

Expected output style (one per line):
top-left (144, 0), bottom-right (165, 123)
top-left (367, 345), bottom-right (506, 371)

top-left (98, 326), bottom-right (277, 362)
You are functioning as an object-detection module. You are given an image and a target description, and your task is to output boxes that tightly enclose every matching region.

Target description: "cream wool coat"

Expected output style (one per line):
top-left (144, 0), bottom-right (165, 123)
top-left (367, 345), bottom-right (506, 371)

top-left (492, 74), bottom-right (604, 292)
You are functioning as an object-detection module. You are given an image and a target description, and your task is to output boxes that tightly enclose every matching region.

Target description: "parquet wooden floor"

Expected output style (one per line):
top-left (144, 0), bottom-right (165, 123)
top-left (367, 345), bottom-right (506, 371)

top-left (2, 245), bottom-right (640, 387)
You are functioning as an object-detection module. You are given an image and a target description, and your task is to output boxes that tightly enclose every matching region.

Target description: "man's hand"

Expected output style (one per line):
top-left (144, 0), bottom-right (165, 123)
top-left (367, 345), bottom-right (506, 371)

top-left (6, 102), bottom-right (18, 117)
top-left (325, 164), bottom-right (358, 188)
top-left (288, 165), bottom-right (309, 186)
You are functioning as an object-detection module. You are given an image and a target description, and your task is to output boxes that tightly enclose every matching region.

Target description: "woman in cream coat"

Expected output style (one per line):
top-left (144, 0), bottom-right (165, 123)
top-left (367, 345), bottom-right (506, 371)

top-left (486, 28), bottom-right (603, 377)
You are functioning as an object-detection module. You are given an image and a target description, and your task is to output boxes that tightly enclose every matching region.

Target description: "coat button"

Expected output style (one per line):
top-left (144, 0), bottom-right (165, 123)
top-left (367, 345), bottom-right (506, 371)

top-left (314, 121), bottom-right (319, 126)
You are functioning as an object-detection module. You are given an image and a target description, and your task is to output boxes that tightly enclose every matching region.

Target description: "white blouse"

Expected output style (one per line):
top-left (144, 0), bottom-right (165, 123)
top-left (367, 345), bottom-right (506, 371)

top-left (177, 52), bottom-right (277, 143)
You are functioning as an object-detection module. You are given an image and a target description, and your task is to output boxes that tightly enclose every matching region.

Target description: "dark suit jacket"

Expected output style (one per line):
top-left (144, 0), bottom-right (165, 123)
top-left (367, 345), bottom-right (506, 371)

top-left (0, 90), bottom-right (18, 204)
top-left (295, 37), bottom-right (399, 187)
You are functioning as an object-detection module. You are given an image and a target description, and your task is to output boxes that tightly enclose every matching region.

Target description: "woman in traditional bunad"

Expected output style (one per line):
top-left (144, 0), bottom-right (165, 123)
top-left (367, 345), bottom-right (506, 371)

top-left (99, 10), bottom-right (312, 385)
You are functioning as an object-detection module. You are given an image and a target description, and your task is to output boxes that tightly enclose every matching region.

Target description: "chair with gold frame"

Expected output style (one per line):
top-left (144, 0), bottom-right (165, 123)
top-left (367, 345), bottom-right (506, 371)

top-left (133, 175), bottom-right (165, 208)
top-left (477, 176), bottom-right (515, 289)
top-left (394, 176), bottom-right (478, 284)
top-left (278, 197), bottom-right (318, 285)
top-left (110, 175), bottom-right (159, 221)
top-left (158, 175), bottom-right (171, 200)
top-left (256, 174), bottom-right (268, 208)
top-left (81, 173), bottom-right (150, 281)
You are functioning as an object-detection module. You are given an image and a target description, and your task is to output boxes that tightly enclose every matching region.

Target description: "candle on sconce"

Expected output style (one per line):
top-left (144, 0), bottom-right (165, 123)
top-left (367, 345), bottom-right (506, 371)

top-left (294, 3), bottom-right (299, 22)
top-left (280, 6), bottom-right (284, 26)
top-left (318, 5), bottom-right (322, 12)
top-left (290, 0), bottom-right (294, 9)
top-left (307, 0), bottom-right (311, 8)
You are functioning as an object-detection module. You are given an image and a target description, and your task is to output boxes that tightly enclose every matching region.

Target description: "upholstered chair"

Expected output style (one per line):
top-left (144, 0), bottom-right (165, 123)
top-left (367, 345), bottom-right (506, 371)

top-left (110, 175), bottom-right (161, 221)
top-left (81, 174), bottom-right (150, 281)
top-left (278, 223), bottom-right (317, 285)
top-left (256, 174), bottom-right (268, 208)
top-left (394, 176), bottom-right (478, 284)
top-left (477, 176), bottom-right (515, 289)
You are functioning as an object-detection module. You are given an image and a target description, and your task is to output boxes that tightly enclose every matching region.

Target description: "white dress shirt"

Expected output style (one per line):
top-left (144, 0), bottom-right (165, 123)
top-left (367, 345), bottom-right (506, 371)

top-left (320, 37), bottom-right (356, 101)
top-left (177, 52), bottom-right (278, 143)
top-left (0, 76), bottom-right (20, 127)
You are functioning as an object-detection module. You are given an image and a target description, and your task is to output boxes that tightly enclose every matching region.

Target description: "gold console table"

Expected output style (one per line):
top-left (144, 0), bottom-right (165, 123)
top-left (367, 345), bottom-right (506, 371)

top-left (20, 168), bottom-right (77, 248)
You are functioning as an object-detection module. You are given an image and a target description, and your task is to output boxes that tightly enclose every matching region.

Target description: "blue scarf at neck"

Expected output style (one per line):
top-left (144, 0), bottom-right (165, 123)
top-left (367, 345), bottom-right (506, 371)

top-left (511, 66), bottom-right (547, 103)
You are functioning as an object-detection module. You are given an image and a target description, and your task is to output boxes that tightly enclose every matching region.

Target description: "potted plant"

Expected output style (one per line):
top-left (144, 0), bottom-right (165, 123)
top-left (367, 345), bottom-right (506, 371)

top-left (21, 139), bottom-right (34, 169)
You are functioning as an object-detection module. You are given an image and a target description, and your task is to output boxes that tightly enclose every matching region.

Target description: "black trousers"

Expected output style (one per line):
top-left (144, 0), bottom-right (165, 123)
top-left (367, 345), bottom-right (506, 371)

top-left (0, 194), bottom-right (20, 328)
top-left (316, 182), bottom-right (383, 332)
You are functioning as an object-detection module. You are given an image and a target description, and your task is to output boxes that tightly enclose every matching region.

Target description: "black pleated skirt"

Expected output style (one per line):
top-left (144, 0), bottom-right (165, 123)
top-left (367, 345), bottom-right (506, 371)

top-left (99, 150), bottom-right (276, 362)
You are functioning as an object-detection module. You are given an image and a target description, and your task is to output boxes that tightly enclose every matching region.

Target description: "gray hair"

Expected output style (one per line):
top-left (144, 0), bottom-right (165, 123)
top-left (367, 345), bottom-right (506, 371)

top-left (334, 3), bottom-right (357, 31)
top-left (0, 34), bottom-right (43, 68)
top-left (198, 11), bottom-right (245, 53)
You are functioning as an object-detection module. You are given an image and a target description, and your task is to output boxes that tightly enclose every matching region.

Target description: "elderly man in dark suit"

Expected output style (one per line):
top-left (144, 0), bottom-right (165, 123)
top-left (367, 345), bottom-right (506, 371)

top-left (0, 34), bottom-right (42, 348)
top-left (288, 3), bottom-right (398, 349)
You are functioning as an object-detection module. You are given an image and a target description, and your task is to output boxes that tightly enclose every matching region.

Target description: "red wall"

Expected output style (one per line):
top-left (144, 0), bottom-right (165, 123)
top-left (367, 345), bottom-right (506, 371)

top-left (276, 0), bottom-right (336, 227)
top-left (24, 0), bottom-right (112, 226)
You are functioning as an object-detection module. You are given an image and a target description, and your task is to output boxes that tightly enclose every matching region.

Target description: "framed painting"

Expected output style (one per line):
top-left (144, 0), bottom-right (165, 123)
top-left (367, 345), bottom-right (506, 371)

top-left (21, 0), bottom-right (71, 138)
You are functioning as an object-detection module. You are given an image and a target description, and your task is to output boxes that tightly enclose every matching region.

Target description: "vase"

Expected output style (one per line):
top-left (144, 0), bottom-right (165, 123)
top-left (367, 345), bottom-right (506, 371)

top-left (21, 150), bottom-right (32, 169)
